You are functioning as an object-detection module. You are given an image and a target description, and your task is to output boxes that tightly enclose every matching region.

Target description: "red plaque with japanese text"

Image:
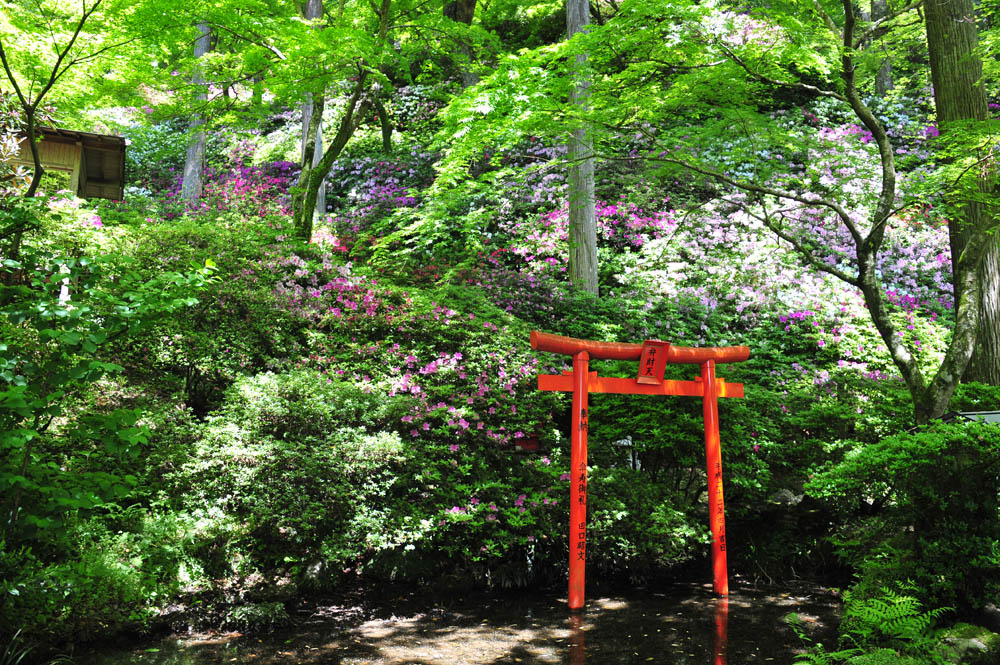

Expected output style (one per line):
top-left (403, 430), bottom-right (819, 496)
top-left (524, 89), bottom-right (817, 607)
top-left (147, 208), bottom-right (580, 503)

top-left (636, 340), bottom-right (670, 384)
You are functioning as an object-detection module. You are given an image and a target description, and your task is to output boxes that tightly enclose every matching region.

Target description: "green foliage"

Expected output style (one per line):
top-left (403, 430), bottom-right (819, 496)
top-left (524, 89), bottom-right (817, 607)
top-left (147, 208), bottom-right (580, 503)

top-left (104, 216), bottom-right (302, 414)
top-left (586, 467), bottom-right (708, 578)
top-left (0, 507), bottom-right (199, 643)
top-left (840, 587), bottom-right (950, 650)
top-left (807, 422), bottom-right (1000, 612)
top-left (794, 587), bottom-right (951, 665)
top-left (166, 370), bottom-right (417, 582)
top-left (948, 382), bottom-right (1000, 413)
top-left (0, 244), bottom-right (215, 540)
top-left (223, 602), bottom-right (290, 631)
top-left (119, 119), bottom-right (188, 189)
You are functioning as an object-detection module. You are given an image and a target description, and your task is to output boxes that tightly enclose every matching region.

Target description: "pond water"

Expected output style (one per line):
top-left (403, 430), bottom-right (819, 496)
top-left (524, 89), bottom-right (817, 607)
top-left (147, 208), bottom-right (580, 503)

top-left (75, 583), bottom-right (839, 665)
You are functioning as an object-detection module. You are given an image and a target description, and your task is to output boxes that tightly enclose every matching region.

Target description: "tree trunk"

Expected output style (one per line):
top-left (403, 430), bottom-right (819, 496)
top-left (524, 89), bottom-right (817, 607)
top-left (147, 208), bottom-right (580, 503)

top-left (293, 73), bottom-right (371, 240)
top-left (444, 0), bottom-right (478, 88)
top-left (871, 0), bottom-right (893, 96)
top-left (967, 243), bottom-right (1000, 383)
top-left (565, 0), bottom-right (598, 296)
top-left (296, 0), bottom-right (326, 230)
top-left (924, 0), bottom-right (999, 384)
top-left (374, 97), bottom-right (393, 152)
top-left (181, 23), bottom-right (211, 203)
top-left (301, 94), bottom-right (327, 219)
top-left (313, 115), bottom-right (326, 218)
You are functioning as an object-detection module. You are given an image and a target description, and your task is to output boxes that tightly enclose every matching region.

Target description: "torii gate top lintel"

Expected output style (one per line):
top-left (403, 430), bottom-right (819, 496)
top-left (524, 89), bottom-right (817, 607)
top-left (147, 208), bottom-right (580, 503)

top-left (530, 330), bottom-right (750, 364)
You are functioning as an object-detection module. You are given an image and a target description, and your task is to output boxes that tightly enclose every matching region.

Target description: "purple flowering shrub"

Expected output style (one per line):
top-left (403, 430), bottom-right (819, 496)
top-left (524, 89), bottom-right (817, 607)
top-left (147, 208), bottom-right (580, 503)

top-left (320, 151), bottom-right (433, 230)
top-left (486, 198), bottom-right (674, 280)
top-left (97, 159), bottom-right (298, 226)
top-left (390, 84), bottom-right (453, 143)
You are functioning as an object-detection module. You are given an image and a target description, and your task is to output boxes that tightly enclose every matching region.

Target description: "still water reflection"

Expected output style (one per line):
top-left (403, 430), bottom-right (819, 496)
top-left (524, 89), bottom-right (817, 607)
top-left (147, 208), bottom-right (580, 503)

top-left (77, 585), bottom-right (837, 665)
top-left (567, 596), bottom-right (731, 664)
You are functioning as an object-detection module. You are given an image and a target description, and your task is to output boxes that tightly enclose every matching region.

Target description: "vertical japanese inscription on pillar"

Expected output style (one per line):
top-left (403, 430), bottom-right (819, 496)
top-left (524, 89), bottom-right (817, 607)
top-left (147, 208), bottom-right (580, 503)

top-left (715, 461), bottom-right (726, 551)
top-left (577, 462), bottom-right (587, 560)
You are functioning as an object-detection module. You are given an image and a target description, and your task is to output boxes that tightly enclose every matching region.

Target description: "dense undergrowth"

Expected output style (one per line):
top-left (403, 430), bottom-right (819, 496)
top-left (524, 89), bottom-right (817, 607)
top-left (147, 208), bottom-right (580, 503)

top-left (2, 82), bottom-right (999, 665)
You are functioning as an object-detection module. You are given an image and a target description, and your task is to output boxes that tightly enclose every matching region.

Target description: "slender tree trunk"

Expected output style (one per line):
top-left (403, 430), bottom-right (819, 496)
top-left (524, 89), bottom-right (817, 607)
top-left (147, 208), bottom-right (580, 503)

top-left (301, 95), bottom-right (327, 219)
top-left (293, 0), bottom-right (390, 240)
top-left (565, 0), bottom-right (598, 295)
top-left (924, 0), bottom-right (1000, 384)
top-left (294, 80), bottom-right (370, 240)
top-left (374, 97), bottom-right (392, 152)
top-left (871, 0), bottom-right (893, 96)
top-left (313, 115), bottom-right (326, 218)
top-left (296, 0), bottom-right (326, 230)
top-left (181, 23), bottom-right (211, 203)
top-left (294, 93), bottom-right (325, 235)
top-left (444, 0), bottom-right (478, 87)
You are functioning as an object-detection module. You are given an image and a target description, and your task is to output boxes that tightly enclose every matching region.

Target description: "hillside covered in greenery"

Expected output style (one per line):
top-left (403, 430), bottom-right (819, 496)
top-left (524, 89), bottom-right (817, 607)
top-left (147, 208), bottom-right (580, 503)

top-left (2, 0), bottom-right (1000, 662)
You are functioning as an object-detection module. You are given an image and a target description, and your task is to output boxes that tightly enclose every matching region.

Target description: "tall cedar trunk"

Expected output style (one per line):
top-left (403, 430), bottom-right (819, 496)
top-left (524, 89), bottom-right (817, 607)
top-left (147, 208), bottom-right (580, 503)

top-left (970, 243), bottom-right (1000, 382)
top-left (181, 23), bottom-right (211, 202)
top-left (924, 0), bottom-right (1000, 384)
top-left (296, 0), bottom-right (326, 231)
top-left (444, 0), bottom-right (478, 87)
top-left (566, 0), bottom-right (598, 295)
top-left (871, 0), bottom-right (893, 96)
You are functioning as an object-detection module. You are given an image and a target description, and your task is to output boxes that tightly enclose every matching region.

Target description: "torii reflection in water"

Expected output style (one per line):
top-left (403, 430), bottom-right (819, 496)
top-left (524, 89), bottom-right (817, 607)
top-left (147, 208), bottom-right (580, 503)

top-left (566, 597), bottom-right (730, 665)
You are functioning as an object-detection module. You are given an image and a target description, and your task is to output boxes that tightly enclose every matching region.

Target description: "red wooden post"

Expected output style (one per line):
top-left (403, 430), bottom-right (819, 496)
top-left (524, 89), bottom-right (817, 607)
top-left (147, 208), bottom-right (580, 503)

top-left (568, 351), bottom-right (590, 610)
top-left (702, 359), bottom-right (729, 596)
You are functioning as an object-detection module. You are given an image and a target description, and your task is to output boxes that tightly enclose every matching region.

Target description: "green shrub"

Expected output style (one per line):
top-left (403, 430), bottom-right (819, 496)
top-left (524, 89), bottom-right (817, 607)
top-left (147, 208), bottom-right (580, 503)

top-left (0, 511), bottom-right (191, 643)
top-left (807, 422), bottom-right (1000, 613)
top-left (166, 370), bottom-right (418, 583)
top-left (223, 602), bottom-right (290, 631)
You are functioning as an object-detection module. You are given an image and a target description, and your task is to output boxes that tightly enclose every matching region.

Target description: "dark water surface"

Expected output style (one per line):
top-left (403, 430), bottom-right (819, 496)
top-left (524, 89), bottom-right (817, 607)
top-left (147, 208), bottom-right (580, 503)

top-left (75, 583), bottom-right (839, 665)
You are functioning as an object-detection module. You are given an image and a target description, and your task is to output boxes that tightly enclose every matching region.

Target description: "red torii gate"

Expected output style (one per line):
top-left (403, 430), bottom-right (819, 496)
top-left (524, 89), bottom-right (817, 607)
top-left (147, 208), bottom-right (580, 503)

top-left (530, 330), bottom-right (750, 610)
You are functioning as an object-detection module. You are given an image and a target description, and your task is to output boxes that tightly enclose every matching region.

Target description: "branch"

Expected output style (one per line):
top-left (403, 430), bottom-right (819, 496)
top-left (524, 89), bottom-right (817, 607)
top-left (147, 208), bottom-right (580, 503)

top-left (853, 0), bottom-right (924, 48)
top-left (202, 22), bottom-right (287, 60)
top-left (946, 145), bottom-right (1000, 197)
top-left (34, 0), bottom-right (105, 112)
top-left (31, 0), bottom-right (60, 55)
top-left (837, 0), bottom-right (896, 257)
top-left (740, 200), bottom-right (861, 286)
top-left (651, 152), bottom-right (866, 247)
top-left (388, 23), bottom-right (453, 36)
top-left (51, 36), bottom-right (142, 90)
top-left (714, 40), bottom-right (845, 101)
top-left (812, 0), bottom-right (842, 40)
top-left (0, 42), bottom-right (30, 111)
